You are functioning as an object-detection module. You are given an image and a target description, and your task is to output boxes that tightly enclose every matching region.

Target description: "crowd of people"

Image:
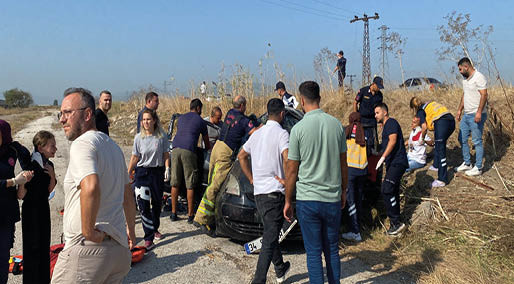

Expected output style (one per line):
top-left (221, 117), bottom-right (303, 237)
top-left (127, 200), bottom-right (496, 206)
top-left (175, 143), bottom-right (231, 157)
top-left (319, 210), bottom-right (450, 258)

top-left (0, 56), bottom-right (489, 284)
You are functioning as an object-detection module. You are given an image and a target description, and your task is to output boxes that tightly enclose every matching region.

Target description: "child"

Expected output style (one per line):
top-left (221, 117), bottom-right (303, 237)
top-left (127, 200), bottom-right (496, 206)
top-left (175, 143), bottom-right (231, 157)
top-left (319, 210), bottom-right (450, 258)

top-left (406, 117), bottom-right (432, 172)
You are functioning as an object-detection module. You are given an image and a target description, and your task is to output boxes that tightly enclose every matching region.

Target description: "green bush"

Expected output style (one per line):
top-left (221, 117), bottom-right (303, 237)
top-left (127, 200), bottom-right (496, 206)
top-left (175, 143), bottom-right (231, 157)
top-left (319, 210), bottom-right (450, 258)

top-left (3, 88), bottom-right (33, 108)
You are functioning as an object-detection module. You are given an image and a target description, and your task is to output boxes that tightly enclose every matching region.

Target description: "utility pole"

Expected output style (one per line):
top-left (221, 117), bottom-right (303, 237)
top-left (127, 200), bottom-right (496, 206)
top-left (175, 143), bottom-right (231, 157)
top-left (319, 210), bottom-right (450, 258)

top-left (378, 25), bottom-right (389, 81)
top-left (350, 13), bottom-right (379, 86)
top-left (347, 74), bottom-right (356, 90)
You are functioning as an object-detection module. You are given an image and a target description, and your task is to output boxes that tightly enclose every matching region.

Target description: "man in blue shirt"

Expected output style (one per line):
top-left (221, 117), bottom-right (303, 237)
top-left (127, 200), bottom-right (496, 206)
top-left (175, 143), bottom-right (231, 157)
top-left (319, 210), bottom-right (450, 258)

top-left (374, 102), bottom-right (408, 236)
top-left (332, 50), bottom-right (346, 88)
top-left (194, 95), bottom-right (256, 236)
top-left (171, 99), bottom-right (211, 223)
top-left (137, 92), bottom-right (159, 133)
top-left (353, 76), bottom-right (384, 153)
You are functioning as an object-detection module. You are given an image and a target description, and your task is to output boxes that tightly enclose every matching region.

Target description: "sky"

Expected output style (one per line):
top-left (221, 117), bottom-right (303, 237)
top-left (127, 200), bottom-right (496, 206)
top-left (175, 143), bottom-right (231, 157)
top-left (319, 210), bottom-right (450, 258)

top-left (1, 0), bottom-right (514, 104)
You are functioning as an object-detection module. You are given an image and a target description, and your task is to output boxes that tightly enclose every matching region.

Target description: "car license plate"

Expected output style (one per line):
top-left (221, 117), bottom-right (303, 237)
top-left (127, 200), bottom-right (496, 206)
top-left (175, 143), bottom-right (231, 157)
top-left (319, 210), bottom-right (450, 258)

top-left (244, 218), bottom-right (297, 255)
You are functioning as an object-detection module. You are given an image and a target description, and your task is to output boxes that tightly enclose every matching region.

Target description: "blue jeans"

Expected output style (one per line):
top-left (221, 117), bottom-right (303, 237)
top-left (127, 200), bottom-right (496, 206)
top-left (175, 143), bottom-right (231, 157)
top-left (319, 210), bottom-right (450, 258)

top-left (433, 117), bottom-right (455, 183)
top-left (296, 200), bottom-right (341, 284)
top-left (406, 157), bottom-right (425, 172)
top-left (459, 113), bottom-right (487, 169)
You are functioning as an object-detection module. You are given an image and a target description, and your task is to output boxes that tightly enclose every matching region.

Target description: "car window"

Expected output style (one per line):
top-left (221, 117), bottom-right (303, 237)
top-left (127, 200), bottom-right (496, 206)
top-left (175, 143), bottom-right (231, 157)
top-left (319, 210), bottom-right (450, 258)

top-left (404, 79), bottom-right (413, 86)
top-left (411, 78), bottom-right (422, 86)
top-left (426, 78), bottom-right (441, 84)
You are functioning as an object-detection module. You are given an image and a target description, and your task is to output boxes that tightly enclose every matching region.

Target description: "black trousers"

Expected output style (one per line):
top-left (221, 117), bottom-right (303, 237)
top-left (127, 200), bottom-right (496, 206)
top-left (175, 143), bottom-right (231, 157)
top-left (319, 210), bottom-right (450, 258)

top-left (22, 200), bottom-right (51, 284)
top-left (0, 222), bottom-right (15, 284)
top-left (252, 193), bottom-right (288, 284)
top-left (381, 164), bottom-right (406, 226)
top-left (135, 167), bottom-right (164, 241)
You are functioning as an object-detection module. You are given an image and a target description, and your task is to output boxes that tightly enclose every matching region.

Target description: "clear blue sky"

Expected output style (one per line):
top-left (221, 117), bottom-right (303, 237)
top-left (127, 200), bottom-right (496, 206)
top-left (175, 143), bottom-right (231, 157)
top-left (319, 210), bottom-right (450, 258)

top-left (1, 0), bottom-right (513, 104)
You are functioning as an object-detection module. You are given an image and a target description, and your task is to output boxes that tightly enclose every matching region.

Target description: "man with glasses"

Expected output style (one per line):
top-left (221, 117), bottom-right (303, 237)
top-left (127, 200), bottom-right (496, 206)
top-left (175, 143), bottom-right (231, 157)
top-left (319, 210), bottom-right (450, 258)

top-left (52, 88), bottom-right (137, 284)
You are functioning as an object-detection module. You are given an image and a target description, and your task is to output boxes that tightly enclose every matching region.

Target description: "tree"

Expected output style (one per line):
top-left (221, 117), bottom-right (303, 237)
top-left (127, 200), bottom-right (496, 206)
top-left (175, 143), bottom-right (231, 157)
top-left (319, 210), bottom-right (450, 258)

top-left (436, 12), bottom-right (493, 70)
top-left (313, 47), bottom-right (338, 91)
top-left (388, 32), bottom-right (407, 86)
top-left (53, 99), bottom-right (58, 106)
top-left (3, 88), bottom-right (33, 108)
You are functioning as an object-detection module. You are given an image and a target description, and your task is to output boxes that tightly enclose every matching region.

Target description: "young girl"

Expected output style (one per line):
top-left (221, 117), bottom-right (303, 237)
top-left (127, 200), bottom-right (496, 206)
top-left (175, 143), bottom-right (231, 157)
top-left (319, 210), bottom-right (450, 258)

top-left (128, 109), bottom-right (170, 250)
top-left (18, 130), bottom-right (57, 284)
top-left (406, 117), bottom-right (431, 172)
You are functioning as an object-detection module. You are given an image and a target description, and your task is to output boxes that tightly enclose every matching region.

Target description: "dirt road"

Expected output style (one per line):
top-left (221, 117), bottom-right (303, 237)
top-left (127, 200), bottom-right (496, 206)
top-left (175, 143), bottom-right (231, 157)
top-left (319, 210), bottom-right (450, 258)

top-left (8, 113), bottom-right (410, 284)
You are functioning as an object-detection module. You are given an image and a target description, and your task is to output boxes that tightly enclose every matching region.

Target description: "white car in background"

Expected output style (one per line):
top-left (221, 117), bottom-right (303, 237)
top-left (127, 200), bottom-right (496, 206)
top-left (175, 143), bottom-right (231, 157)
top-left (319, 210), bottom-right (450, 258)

top-left (399, 77), bottom-right (447, 92)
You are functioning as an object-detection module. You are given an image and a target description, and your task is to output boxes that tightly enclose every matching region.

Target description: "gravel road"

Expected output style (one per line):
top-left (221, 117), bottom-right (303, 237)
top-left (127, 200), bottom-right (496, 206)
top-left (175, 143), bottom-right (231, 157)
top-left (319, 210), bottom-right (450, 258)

top-left (8, 113), bottom-right (410, 284)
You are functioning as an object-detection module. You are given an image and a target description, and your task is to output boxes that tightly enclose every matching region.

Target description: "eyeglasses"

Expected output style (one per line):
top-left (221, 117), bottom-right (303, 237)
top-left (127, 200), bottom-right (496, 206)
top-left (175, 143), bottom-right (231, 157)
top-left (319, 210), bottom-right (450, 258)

top-left (58, 107), bottom-right (87, 120)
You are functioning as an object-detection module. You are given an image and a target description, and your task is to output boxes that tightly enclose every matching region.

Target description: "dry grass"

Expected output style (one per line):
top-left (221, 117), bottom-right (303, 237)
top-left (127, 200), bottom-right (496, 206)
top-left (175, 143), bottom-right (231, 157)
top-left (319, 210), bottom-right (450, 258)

top-left (109, 84), bottom-right (514, 283)
top-left (0, 106), bottom-right (57, 134)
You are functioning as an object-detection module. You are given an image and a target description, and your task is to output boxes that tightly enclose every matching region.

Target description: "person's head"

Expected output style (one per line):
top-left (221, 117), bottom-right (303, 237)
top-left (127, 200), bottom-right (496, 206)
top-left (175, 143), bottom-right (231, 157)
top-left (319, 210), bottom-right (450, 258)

top-left (411, 116), bottom-right (421, 129)
top-left (33, 130), bottom-right (57, 159)
top-left (190, 98), bottom-right (203, 115)
top-left (145, 91), bottom-right (159, 110)
top-left (98, 90), bottom-right (112, 113)
top-left (409, 96), bottom-right (424, 113)
top-left (458, 57), bottom-right (474, 79)
top-left (298, 81), bottom-right (321, 112)
top-left (370, 76), bottom-right (384, 92)
top-left (267, 98), bottom-right (285, 123)
top-left (275, 81), bottom-right (286, 97)
top-left (210, 106), bottom-right (222, 124)
top-left (0, 120), bottom-right (12, 147)
top-left (374, 102), bottom-right (389, 124)
top-left (140, 109), bottom-right (164, 137)
top-left (233, 95), bottom-right (247, 113)
top-left (337, 50), bottom-right (344, 58)
top-left (60, 87), bottom-right (96, 141)
top-left (348, 111), bottom-right (361, 125)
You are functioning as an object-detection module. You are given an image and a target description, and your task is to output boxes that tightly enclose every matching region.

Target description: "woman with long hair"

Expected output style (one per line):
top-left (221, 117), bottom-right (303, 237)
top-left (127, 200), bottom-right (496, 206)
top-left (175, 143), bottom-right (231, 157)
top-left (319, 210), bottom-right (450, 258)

top-left (128, 109), bottom-right (170, 250)
top-left (409, 96), bottom-right (455, 188)
top-left (0, 120), bottom-right (33, 284)
top-left (17, 130), bottom-right (57, 284)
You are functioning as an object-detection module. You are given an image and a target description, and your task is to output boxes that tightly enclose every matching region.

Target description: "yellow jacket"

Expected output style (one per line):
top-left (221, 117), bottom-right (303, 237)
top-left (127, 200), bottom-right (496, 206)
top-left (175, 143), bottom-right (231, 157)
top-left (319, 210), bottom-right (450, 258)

top-left (422, 102), bottom-right (450, 131)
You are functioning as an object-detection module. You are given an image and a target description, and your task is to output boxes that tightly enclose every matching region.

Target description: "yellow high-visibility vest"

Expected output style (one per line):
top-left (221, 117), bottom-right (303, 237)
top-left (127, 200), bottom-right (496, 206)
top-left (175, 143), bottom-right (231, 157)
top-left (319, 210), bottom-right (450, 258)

top-left (422, 102), bottom-right (450, 131)
top-left (346, 138), bottom-right (368, 169)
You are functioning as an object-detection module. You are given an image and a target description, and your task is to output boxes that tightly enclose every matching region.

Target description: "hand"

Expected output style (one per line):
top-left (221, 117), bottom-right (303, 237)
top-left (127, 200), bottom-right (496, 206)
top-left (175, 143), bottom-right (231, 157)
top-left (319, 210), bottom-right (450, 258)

top-left (426, 140), bottom-right (435, 147)
top-left (85, 229), bottom-right (106, 243)
top-left (376, 156), bottom-right (385, 170)
top-left (474, 112), bottom-right (482, 123)
top-left (128, 170), bottom-right (135, 183)
top-left (127, 228), bottom-right (136, 250)
top-left (164, 167), bottom-right (170, 182)
top-left (283, 201), bottom-right (293, 223)
top-left (14, 171), bottom-right (33, 185)
top-left (456, 110), bottom-right (462, 122)
top-left (341, 189), bottom-right (347, 209)
top-left (274, 176), bottom-right (285, 187)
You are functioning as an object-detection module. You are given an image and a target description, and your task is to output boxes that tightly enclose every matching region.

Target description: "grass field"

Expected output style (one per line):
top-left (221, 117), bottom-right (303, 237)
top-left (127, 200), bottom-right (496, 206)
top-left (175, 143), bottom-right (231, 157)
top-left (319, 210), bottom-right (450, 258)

top-left (107, 84), bottom-right (514, 283)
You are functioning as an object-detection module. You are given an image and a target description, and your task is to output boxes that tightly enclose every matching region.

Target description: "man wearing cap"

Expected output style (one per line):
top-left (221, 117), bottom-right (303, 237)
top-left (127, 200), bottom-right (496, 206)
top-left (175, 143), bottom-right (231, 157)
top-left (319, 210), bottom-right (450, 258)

top-left (275, 81), bottom-right (299, 109)
top-left (353, 76), bottom-right (384, 153)
top-left (332, 50), bottom-right (346, 88)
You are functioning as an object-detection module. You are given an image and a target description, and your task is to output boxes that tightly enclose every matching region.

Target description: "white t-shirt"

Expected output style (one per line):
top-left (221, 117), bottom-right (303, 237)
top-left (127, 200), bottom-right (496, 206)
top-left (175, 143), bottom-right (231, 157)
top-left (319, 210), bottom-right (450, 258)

top-left (200, 83), bottom-right (206, 95)
top-left (242, 120), bottom-right (289, 195)
top-left (407, 126), bottom-right (431, 164)
top-left (63, 130), bottom-right (130, 250)
top-left (463, 70), bottom-right (487, 114)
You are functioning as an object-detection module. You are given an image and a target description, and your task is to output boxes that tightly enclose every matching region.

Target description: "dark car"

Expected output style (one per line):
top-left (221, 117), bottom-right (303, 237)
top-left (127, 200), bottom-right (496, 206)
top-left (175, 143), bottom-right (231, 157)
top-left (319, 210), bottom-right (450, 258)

top-left (167, 107), bottom-right (303, 242)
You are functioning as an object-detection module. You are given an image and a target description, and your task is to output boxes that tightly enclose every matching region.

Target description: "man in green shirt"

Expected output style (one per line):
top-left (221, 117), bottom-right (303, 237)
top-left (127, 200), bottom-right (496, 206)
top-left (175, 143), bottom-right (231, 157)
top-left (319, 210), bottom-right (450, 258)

top-left (284, 81), bottom-right (348, 284)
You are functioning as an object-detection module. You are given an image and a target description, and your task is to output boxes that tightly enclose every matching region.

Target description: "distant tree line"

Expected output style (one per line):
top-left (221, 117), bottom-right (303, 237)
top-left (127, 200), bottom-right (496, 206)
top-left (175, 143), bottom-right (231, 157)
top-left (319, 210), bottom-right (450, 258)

top-left (2, 88), bottom-right (34, 108)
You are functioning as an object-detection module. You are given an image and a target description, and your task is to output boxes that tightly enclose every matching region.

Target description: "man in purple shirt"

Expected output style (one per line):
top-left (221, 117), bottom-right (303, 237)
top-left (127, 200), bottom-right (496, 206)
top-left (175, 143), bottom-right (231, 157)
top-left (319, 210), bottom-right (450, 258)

top-left (170, 99), bottom-right (211, 223)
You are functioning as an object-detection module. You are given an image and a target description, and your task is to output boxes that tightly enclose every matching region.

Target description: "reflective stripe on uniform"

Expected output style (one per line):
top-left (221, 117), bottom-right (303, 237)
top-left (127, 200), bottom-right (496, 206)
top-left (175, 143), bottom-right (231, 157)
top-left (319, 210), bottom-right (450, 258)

top-left (197, 206), bottom-right (214, 216)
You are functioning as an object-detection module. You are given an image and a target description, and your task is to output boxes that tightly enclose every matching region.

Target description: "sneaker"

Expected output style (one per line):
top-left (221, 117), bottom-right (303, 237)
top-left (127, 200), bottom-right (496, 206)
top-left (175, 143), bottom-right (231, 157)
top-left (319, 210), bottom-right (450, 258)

top-left (341, 232), bottom-right (362, 242)
top-left (465, 166), bottom-right (482, 176)
top-left (144, 240), bottom-right (155, 252)
top-left (387, 222), bottom-right (406, 236)
top-left (456, 162), bottom-right (473, 172)
top-left (187, 215), bottom-right (195, 224)
top-left (428, 165), bottom-right (438, 172)
top-left (198, 223), bottom-right (216, 238)
top-left (154, 231), bottom-right (163, 241)
top-left (170, 212), bottom-right (178, 222)
top-left (276, 261), bottom-right (291, 283)
top-left (431, 180), bottom-right (446, 188)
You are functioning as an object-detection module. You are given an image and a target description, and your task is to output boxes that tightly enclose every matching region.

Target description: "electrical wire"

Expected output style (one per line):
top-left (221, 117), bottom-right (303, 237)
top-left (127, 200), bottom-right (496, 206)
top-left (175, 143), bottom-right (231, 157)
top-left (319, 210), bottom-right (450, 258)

top-left (276, 0), bottom-right (351, 19)
top-left (257, 0), bottom-right (348, 21)
top-left (308, 0), bottom-right (360, 16)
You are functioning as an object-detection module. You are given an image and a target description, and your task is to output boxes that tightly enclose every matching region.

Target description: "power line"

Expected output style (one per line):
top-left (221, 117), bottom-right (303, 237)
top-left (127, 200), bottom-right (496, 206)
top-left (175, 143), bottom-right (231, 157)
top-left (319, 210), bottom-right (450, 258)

top-left (276, 0), bottom-right (350, 19)
top-left (258, 0), bottom-right (347, 21)
top-left (308, 0), bottom-right (359, 16)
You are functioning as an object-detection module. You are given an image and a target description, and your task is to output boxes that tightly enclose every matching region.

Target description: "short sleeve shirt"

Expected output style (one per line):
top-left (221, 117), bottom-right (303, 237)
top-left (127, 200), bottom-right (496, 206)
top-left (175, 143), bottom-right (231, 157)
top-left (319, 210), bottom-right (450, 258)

top-left (133, 133), bottom-right (170, 168)
top-left (172, 112), bottom-right (208, 152)
top-left (463, 70), bottom-right (487, 114)
top-left (219, 109), bottom-right (255, 151)
top-left (337, 57), bottom-right (347, 75)
top-left (381, 118), bottom-right (408, 168)
top-left (288, 109), bottom-right (346, 202)
top-left (94, 108), bottom-right (110, 136)
top-left (63, 131), bottom-right (130, 250)
top-left (355, 86), bottom-right (383, 125)
top-left (415, 109), bottom-right (427, 125)
top-left (243, 120), bottom-right (289, 195)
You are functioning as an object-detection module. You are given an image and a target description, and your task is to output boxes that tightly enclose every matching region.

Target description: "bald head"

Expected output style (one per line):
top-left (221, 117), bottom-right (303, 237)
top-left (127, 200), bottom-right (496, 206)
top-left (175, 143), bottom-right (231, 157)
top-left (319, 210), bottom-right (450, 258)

top-left (233, 95), bottom-right (247, 113)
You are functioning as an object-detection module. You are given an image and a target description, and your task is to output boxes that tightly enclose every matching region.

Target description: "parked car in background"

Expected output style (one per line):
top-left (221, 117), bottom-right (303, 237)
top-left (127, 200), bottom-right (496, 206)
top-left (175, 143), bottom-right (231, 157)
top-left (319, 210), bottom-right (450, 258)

top-left (399, 77), bottom-right (447, 92)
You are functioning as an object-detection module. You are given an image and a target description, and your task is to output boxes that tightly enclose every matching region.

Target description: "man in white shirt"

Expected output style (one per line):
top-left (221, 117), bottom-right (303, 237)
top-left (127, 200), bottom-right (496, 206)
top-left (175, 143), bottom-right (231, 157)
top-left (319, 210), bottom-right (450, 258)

top-left (52, 88), bottom-right (137, 284)
top-left (455, 57), bottom-right (489, 176)
top-left (238, 98), bottom-right (291, 284)
top-left (200, 81), bottom-right (207, 96)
